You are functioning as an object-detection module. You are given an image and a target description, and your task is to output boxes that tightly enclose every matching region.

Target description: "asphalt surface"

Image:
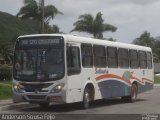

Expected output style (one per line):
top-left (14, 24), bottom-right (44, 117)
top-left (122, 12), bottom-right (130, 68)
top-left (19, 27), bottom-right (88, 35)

top-left (1, 87), bottom-right (160, 120)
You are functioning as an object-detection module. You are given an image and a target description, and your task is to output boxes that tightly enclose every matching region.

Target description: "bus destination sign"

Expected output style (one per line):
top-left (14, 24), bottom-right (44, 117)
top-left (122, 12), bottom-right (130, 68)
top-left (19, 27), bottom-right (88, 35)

top-left (19, 38), bottom-right (63, 46)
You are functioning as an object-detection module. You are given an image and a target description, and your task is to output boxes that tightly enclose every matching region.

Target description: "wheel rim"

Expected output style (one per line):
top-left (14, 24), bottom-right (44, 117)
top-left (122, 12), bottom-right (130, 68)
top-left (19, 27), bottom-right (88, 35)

top-left (84, 92), bottom-right (89, 108)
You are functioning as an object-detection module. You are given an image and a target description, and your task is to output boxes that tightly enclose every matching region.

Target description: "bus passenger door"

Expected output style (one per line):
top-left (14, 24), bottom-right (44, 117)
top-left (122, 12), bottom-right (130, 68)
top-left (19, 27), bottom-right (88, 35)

top-left (66, 44), bottom-right (82, 103)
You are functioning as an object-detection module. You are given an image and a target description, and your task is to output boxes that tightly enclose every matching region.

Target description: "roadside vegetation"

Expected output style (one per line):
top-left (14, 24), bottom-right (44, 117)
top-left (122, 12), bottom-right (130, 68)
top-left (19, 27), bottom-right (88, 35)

top-left (0, 64), bottom-right (12, 100)
top-left (0, 80), bottom-right (12, 100)
top-left (154, 76), bottom-right (160, 84)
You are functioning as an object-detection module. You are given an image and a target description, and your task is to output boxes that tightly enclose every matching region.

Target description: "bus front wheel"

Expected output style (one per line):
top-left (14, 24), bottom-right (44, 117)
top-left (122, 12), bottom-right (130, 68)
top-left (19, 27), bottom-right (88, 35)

top-left (82, 87), bottom-right (90, 109)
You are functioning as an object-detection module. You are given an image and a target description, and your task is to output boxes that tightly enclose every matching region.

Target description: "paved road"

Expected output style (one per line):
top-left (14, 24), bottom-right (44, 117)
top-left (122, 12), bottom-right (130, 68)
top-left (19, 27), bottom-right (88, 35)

top-left (2, 87), bottom-right (160, 114)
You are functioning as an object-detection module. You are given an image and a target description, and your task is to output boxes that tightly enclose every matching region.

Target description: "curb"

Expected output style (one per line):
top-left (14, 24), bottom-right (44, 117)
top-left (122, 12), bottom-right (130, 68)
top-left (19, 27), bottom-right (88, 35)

top-left (154, 84), bottom-right (160, 87)
top-left (0, 102), bottom-right (37, 112)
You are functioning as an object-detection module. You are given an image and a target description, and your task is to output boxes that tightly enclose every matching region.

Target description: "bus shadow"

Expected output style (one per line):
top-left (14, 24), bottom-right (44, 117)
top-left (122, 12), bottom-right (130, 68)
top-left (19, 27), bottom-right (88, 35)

top-left (20, 98), bottom-right (147, 113)
top-left (89, 98), bottom-right (147, 108)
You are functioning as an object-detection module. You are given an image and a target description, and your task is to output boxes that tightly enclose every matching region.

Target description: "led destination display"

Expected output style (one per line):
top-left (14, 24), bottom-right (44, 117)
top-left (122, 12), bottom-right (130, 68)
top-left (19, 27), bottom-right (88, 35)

top-left (20, 39), bottom-right (61, 45)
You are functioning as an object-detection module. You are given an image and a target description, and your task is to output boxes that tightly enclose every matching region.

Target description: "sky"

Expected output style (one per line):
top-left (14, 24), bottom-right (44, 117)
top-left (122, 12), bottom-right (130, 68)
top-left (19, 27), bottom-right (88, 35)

top-left (0, 0), bottom-right (160, 43)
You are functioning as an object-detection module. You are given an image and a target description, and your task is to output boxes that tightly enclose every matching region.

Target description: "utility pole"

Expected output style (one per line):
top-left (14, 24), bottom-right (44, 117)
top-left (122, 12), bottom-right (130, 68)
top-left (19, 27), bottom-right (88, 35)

top-left (41, 0), bottom-right (45, 33)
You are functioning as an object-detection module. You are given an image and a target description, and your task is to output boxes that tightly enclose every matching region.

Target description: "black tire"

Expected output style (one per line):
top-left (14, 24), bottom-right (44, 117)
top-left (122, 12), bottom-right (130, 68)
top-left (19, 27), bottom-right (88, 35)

top-left (39, 103), bottom-right (49, 108)
top-left (129, 84), bottom-right (138, 102)
top-left (82, 87), bottom-right (90, 109)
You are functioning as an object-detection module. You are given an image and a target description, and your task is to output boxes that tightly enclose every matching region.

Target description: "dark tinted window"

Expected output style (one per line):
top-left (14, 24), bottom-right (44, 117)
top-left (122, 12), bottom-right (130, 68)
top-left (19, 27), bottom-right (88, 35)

top-left (118, 48), bottom-right (129, 68)
top-left (147, 52), bottom-right (152, 69)
top-left (130, 50), bottom-right (139, 68)
top-left (107, 47), bottom-right (118, 68)
top-left (81, 44), bottom-right (93, 67)
top-left (139, 51), bottom-right (147, 69)
top-left (93, 45), bottom-right (106, 67)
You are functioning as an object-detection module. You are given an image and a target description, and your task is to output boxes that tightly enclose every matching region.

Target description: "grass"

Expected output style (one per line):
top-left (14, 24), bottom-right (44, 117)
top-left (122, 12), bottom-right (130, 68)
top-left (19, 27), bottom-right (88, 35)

top-left (154, 76), bottom-right (160, 84)
top-left (0, 80), bottom-right (12, 100)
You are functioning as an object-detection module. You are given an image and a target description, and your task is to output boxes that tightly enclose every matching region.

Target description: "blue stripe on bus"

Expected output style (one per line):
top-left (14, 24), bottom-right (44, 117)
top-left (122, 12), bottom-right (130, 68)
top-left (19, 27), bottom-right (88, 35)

top-left (98, 79), bottom-right (153, 99)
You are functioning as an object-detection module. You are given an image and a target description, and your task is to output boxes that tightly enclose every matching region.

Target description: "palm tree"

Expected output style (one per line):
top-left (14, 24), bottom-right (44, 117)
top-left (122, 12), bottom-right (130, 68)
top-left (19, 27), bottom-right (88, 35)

top-left (71, 12), bottom-right (117, 39)
top-left (17, 0), bottom-right (63, 33)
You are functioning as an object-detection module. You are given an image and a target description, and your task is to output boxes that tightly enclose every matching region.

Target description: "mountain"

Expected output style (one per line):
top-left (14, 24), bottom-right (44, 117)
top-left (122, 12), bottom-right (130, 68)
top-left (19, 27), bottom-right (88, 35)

top-left (0, 11), bottom-right (38, 45)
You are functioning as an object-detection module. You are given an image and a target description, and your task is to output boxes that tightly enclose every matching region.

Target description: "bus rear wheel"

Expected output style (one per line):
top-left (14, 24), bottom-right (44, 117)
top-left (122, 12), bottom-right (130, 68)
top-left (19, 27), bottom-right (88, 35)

top-left (129, 84), bottom-right (138, 102)
top-left (121, 84), bottom-right (138, 103)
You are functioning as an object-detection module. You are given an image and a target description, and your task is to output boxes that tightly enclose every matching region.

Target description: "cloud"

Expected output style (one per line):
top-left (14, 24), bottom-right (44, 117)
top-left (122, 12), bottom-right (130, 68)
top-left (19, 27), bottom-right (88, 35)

top-left (108, 0), bottom-right (159, 5)
top-left (0, 0), bottom-right (23, 15)
top-left (49, 0), bottom-right (160, 42)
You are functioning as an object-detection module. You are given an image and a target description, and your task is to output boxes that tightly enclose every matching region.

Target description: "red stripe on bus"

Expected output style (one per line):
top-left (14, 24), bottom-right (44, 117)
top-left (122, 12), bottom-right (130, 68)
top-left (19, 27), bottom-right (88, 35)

top-left (96, 74), bottom-right (131, 85)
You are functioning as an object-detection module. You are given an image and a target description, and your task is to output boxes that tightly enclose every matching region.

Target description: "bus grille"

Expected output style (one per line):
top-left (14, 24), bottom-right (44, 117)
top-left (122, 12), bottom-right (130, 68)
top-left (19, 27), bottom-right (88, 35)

top-left (21, 83), bottom-right (53, 92)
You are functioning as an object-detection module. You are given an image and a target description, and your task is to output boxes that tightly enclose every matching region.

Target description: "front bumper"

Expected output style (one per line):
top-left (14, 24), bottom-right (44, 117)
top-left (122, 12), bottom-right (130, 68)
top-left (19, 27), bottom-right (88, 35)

top-left (13, 91), bottom-right (65, 105)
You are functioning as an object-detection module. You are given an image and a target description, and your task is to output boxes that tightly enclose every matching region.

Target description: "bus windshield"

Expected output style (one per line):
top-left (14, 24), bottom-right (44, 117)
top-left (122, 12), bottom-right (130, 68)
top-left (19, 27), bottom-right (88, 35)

top-left (13, 37), bottom-right (64, 81)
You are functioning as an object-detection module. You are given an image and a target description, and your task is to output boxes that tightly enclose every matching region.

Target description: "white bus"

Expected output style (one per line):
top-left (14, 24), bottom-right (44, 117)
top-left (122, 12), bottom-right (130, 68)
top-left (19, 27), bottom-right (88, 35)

top-left (13, 34), bottom-right (154, 109)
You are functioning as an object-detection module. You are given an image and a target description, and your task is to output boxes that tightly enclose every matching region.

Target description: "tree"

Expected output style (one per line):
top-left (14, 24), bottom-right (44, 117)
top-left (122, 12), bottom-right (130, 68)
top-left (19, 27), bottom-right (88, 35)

top-left (0, 44), bottom-right (13, 64)
top-left (45, 25), bottom-right (62, 33)
top-left (153, 53), bottom-right (160, 63)
top-left (154, 37), bottom-right (160, 62)
top-left (133, 31), bottom-right (160, 62)
top-left (51, 25), bottom-right (62, 33)
top-left (17, 0), bottom-right (63, 33)
top-left (108, 38), bottom-right (116, 41)
top-left (71, 12), bottom-right (117, 39)
top-left (133, 31), bottom-right (155, 49)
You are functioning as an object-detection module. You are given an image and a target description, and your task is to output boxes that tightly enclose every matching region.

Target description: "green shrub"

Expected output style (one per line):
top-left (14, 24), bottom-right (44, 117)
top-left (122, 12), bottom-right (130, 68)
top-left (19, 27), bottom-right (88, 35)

top-left (0, 64), bottom-right (12, 81)
top-left (0, 84), bottom-right (12, 99)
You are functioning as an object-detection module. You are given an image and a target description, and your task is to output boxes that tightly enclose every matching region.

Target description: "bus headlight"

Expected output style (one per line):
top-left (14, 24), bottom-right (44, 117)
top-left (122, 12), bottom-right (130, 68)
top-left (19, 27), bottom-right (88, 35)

top-left (51, 83), bottom-right (65, 93)
top-left (13, 83), bottom-right (24, 93)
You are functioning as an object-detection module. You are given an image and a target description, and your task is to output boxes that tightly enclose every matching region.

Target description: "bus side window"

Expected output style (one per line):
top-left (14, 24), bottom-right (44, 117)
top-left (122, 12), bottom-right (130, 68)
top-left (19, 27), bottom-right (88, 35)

top-left (129, 50), bottom-right (139, 69)
top-left (139, 51), bottom-right (147, 69)
top-left (81, 43), bottom-right (93, 67)
top-left (67, 46), bottom-right (81, 75)
top-left (93, 45), bottom-right (106, 67)
top-left (107, 47), bottom-right (118, 68)
top-left (118, 48), bottom-right (129, 68)
top-left (147, 52), bottom-right (152, 69)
